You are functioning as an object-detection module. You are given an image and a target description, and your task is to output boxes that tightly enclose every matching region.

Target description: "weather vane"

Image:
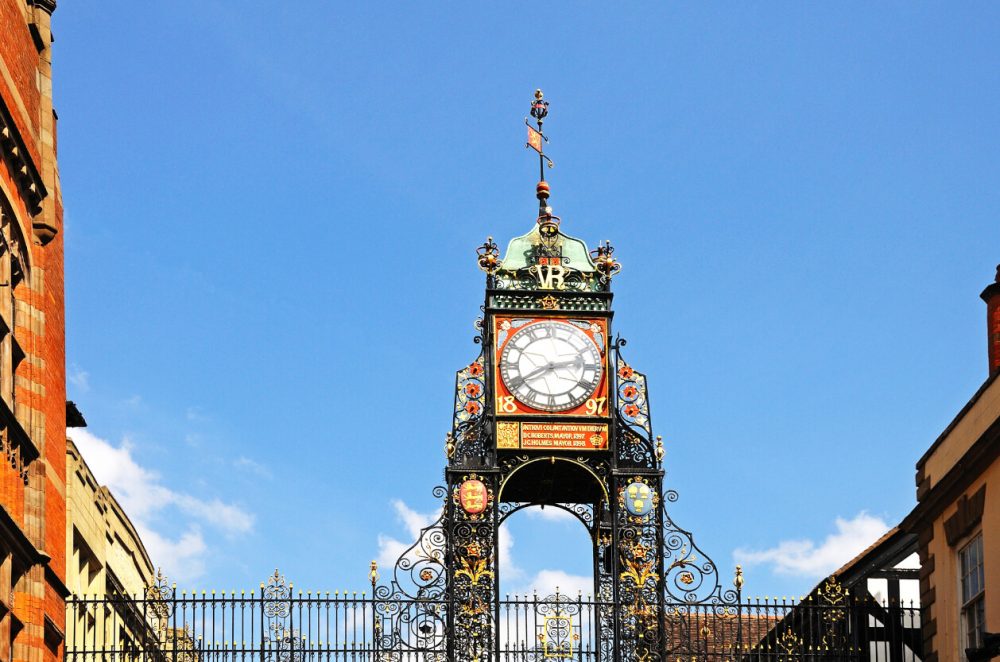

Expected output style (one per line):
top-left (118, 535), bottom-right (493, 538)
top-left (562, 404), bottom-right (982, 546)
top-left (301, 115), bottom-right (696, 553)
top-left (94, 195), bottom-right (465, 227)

top-left (525, 88), bottom-right (554, 180)
top-left (525, 89), bottom-right (560, 242)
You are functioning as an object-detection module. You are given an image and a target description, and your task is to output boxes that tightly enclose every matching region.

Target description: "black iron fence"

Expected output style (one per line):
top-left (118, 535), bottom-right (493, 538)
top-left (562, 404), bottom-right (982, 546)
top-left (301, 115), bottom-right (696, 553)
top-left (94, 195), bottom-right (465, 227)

top-left (65, 589), bottom-right (921, 661)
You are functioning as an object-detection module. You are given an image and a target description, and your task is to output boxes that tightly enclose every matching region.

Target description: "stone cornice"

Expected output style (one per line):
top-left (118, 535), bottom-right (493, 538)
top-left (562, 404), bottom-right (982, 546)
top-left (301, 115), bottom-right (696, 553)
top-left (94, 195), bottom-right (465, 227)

top-left (0, 95), bottom-right (46, 217)
top-left (28, 0), bottom-right (56, 15)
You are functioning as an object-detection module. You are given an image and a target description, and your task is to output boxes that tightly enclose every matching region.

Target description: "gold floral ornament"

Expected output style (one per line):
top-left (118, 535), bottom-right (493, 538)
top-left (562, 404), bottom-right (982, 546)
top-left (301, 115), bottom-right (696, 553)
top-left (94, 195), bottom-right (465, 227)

top-left (620, 558), bottom-right (659, 588)
top-left (778, 629), bottom-right (802, 654)
top-left (455, 544), bottom-right (493, 586)
top-left (619, 541), bottom-right (660, 588)
top-left (590, 240), bottom-right (622, 282)
top-left (819, 576), bottom-right (846, 605)
top-left (476, 236), bottom-right (499, 274)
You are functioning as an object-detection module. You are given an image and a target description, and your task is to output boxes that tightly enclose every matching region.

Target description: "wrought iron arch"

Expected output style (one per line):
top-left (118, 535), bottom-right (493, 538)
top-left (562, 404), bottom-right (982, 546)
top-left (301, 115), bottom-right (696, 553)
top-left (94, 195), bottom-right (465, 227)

top-left (496, 501), bottom-right (595, 530)
top-left (497, 456), bottom-right (610, 504)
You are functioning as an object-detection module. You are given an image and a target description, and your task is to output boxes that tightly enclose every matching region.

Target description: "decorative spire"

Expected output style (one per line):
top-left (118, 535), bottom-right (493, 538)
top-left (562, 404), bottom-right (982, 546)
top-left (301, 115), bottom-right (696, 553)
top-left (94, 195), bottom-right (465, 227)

top-left (526, 89), bottom-right (552, 184)
top-left (525, 89), bottom-right (560, 242)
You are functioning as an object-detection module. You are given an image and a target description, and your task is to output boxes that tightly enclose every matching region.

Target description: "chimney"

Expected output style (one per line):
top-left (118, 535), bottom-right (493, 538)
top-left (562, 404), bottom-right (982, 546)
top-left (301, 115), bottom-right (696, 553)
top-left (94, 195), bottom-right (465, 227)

top-left (981, 265), bottom-right (1000, 377)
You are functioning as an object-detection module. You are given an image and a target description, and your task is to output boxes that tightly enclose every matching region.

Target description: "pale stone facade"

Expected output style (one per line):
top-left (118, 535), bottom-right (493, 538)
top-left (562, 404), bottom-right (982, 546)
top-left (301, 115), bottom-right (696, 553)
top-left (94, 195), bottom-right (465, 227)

top-left (65, 438), bottom-right (156, 652)
top-left (902, 376), bottom-right (999, 662)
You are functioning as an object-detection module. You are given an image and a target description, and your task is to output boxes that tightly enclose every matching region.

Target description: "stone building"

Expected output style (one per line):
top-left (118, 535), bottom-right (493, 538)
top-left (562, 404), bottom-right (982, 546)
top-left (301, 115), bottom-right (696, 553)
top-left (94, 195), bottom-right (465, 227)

top-left (66, 438), bottom-right (156, 598)
top-left (899, 267), bottom-right (1000, 661)
top-left (65, 434), bottom-right (157, 654)
top-left (0, 0), bottom-right (68, 661)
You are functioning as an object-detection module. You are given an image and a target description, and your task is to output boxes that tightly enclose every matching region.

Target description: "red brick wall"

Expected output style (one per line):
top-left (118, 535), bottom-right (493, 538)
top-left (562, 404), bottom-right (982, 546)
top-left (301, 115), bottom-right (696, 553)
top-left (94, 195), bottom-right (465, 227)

top-left (0, 2), bottom-right (66, 662)
top-left (0, 0), bottom-right (41, 165)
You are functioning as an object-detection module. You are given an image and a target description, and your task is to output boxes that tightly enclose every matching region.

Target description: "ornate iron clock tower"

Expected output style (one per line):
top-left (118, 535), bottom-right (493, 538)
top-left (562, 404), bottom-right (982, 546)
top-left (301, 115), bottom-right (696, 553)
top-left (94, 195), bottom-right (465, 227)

top-left (374, 91), bottom-right (735, 662)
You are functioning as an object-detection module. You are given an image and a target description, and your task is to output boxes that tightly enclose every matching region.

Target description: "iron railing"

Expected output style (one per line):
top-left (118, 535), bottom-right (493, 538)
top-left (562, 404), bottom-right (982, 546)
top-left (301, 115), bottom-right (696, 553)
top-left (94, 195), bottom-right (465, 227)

top-left (65, 591), bottom-right (921, 661)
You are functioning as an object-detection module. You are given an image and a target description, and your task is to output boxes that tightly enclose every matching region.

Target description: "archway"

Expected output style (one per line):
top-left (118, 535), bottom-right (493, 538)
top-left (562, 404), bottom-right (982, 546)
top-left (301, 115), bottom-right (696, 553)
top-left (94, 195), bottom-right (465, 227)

top-left (497, 504), bottom-right (597, 658)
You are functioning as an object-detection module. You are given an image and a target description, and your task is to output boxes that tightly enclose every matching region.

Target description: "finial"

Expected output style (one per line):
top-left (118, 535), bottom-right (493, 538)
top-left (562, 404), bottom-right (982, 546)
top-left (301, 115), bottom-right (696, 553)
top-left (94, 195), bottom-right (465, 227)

top-left (525, 88), bottom-right (554, 215)
top-left (591, 240), bottom-right (622, 282)
top-left (531, 89), bottom-right (549, 126)
top-left (445, 431), bottom-right (456, 459)
top-left (655, 435), bottom-right (664, 462)
top-left (476, 236), bottom-right (499, 274)
top-left (735, 565), bottom-right (744, 590)
top-left (369, 560), bottom-right (379, 587)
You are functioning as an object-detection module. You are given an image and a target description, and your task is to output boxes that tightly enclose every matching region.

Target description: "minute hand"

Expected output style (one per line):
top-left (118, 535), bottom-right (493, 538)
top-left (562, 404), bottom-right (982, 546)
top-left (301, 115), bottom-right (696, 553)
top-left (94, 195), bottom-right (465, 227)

top-left (523, 359), bottom-right (583, 381)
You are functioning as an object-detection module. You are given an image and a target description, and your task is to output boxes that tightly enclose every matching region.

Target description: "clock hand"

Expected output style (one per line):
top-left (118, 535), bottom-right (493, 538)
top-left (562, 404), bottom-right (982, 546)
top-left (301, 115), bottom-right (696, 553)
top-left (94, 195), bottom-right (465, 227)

top-left (524, 358), bottom-right (578, 381)
top-left (549, 358), bottom-right (583, 369)
top-left (522, 363), bottom-right (553, 381)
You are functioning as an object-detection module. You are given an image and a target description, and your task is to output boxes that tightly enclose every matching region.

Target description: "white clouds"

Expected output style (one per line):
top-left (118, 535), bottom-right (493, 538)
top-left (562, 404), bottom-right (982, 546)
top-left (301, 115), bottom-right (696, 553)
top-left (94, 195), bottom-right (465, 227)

top-left (233, 456), bottom-right (273, 480)
top-left (172, 494), bottom-right (254, 535)
top-left (68, 364), bottom-right (90, 393)
top-left (138, 526), bottom-right (208, 583)
top-left (376, 500), bottom-right (440, 569)
top-left (517, 569), bottom-right (593, 599)
top-left (68, 428), bottom-right (254, 583)
top-left (394, 499), bottom-right (437, 540)
top-left (734, 512), bottom-right (890, 578)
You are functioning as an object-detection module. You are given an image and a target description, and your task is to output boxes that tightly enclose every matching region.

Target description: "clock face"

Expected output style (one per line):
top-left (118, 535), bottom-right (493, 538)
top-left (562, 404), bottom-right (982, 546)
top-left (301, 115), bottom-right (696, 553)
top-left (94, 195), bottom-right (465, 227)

top-left (499, 321), bottom-right (604, 412)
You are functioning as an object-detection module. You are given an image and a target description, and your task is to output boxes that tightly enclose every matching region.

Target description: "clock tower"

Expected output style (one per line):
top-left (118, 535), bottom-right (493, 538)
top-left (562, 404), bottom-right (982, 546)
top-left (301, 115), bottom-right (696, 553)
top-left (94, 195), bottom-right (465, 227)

top-left (375, 91), bottom-right (734, 662)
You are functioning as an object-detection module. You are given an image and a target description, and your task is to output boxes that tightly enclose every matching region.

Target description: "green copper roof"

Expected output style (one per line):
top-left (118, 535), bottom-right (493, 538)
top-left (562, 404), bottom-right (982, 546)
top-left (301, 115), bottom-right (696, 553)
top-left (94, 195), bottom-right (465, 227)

top-left (499, 225), bottom-right (596, 272)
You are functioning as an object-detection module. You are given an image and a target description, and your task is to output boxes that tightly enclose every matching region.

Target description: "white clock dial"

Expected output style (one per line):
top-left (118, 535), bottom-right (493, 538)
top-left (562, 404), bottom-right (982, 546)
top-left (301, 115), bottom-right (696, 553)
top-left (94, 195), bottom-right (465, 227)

top-left (499, 321), bottom-right (603, 412)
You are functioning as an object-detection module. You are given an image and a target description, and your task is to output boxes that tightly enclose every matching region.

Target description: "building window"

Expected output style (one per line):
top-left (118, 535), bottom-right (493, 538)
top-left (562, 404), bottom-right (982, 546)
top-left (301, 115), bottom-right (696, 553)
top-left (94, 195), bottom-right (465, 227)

top-left (960, 534), bottom-right (985, 651)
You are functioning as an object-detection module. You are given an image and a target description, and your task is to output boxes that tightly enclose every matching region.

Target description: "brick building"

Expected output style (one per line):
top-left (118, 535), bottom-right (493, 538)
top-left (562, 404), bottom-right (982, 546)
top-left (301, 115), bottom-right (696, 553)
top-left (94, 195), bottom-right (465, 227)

top-left (899, 267), bottom-right (1000, 661)
top-left (0, 0), bottom-right (68, 661)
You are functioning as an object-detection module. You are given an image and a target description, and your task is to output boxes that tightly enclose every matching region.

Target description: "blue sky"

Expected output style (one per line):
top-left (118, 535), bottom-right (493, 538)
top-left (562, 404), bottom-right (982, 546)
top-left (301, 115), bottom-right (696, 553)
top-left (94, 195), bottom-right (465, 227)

top-left (56, 2), bottom-right (1000, 599)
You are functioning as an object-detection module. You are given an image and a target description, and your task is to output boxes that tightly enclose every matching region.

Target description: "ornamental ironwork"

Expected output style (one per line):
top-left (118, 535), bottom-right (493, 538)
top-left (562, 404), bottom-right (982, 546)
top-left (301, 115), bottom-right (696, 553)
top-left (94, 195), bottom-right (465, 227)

top-left (63, 91), bottom-right (923, 662)
top-left (66, 573), bottom-right (918, 660)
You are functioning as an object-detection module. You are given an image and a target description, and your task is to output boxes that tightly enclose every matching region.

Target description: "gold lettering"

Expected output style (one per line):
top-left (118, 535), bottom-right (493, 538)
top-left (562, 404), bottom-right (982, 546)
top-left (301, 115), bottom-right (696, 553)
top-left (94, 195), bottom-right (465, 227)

top-left (531, 264), bottom-right (567, 290)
